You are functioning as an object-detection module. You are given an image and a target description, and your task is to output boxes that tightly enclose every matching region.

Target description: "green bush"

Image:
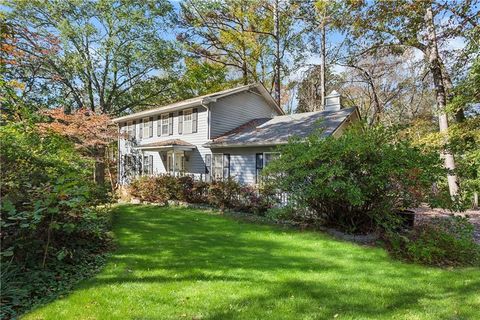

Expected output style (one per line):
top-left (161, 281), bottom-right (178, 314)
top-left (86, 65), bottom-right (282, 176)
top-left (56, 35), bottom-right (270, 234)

top-left (0, 122), bottom-right (112, 318)
top-left (386, 216), bottom-right (480, 267)
top-left (263, 125), bottom-right (447, 234)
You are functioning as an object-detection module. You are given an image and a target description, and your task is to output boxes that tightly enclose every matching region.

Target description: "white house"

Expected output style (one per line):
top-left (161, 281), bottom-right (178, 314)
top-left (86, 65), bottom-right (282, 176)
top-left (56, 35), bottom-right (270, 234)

top-left (113, 83), bottom-right (360, 185)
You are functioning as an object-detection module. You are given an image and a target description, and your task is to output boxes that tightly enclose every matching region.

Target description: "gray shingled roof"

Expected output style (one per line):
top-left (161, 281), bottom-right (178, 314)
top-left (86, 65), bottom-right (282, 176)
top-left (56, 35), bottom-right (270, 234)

top-left (205, 107), bottom-right (357, 148)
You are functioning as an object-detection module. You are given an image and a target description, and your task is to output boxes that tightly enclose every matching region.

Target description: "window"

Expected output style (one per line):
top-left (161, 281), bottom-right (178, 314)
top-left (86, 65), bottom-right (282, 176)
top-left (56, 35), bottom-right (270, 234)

top-left (205, 154), bottom-right (211, 175)
top-left (255, 153), bottom-right (263, 184)
top-left (255, 152), bottom-right (280, 184)
top-left (142, 117), bottom-right (152, 138)
top-left (183, 108), bottom-right (192, 134)
top-left (211, 153), bottom-right (230, 180)
top-left (223, 154), bottom-right (230, 178)
top-left (143, 155), bottom-right (153, 175)
top-left (161, 114), bottom-right (169, 135)
top-left (127, 121), bottom-right (134, 139)
top-left (264, 152), bottom-right (279, 167)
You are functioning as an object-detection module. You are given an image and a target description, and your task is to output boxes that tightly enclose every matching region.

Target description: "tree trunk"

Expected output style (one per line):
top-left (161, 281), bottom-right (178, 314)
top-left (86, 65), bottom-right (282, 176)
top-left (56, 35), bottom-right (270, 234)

top-left (93, 147), bottom-right (106, 186)
top-left (273, 0), bottom-right (281, 107)
top-left (425, 5), bottom-right (459, 197)
top-left (320, 13), bottom-right (326, 110)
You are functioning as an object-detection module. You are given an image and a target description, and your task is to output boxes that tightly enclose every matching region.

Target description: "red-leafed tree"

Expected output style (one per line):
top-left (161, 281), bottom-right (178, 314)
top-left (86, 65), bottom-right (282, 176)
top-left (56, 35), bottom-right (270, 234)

top-left (39, 108), bottom-right (119, 188)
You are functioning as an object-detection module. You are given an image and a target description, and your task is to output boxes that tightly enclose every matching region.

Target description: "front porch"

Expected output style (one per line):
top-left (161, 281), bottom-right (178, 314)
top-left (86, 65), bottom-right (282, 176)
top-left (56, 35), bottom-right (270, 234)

top-left (135, 139), bottom-right (196, 176)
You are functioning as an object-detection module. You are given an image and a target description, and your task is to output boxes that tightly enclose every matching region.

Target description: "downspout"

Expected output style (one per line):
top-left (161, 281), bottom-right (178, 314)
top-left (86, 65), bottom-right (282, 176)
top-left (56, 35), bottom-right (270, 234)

top-left (201, 101), bottom-right (211, 140)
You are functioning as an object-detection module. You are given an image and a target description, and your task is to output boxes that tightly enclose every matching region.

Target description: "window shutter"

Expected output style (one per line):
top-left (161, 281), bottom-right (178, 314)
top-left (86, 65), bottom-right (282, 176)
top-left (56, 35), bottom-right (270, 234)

top-left (178, 111), bottom-right (183, 134)
top-left (192, 108), bottom-right (198, 133)
top-left (149, 117), bottom-right (153, 137)
top-left (255, 153), bottom-right (263, 184)
top-left (157, 116), bottom-right (161, 136)
top-left (139, 120), bottom-right (143, 140)
top-left (205, 154), bottom-right (211, 174)
top-left (169, 113), bottom-right (173, 135)
top-left (132, 120), bottom-right (136, 140)
top-left (223, 154), bottom-right (230, 179)
top-left (149, 155), bottom-right (153, 174)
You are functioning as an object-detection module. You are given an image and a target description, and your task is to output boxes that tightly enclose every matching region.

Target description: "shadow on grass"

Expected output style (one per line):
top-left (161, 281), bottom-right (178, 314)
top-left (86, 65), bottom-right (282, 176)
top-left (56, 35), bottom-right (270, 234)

top-left (34, 205), bottom-right (480, 319)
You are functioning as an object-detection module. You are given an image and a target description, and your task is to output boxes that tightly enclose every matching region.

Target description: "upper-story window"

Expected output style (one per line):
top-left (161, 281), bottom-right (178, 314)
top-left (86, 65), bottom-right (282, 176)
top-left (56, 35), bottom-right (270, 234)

top-left (161, 114), bottom-right (169, 135)
top-left (142, 117), bottom-right (152, 138)
top-left (183, 108), bottom-right (193, 134)
top-left (179, 108), bottom-right (198, 135)
top-left (127, 121), bottom-right (134, 139)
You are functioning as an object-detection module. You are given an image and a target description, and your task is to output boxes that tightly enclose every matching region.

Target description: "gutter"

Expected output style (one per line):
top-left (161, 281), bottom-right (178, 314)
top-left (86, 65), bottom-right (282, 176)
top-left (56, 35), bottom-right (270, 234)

top-left (204, 141), bottom-right (289, 149)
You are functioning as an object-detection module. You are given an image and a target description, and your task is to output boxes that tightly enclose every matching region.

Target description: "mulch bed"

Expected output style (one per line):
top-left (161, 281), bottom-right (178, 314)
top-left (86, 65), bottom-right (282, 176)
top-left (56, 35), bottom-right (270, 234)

top-left (413, 206), bottom-right (480, 243)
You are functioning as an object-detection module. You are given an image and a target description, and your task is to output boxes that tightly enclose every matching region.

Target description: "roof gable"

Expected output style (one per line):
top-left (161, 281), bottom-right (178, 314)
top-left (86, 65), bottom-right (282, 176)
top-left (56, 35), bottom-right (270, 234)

top-left (112, 83), bottom-right (282, 123)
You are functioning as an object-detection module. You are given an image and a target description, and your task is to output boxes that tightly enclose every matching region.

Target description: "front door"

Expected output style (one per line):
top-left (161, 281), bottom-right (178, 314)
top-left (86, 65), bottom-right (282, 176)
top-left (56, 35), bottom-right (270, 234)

top-left (166, 152), bottom-right (185, 174)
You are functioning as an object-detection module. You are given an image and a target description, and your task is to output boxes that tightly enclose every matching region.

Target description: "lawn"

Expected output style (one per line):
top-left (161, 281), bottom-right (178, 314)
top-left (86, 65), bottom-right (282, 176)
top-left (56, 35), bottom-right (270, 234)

top-left (24, 205), bottom-right (480, 320)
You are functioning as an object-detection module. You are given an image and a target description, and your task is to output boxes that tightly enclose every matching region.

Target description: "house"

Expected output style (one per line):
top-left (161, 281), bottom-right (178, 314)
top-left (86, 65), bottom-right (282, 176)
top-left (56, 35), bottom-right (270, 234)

top-left (113, 83), bottom-right (360, 185)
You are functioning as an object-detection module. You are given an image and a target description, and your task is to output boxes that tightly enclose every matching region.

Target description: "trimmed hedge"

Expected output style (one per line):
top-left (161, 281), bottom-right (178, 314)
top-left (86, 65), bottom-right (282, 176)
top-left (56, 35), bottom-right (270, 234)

top-left (129, 175), bottom-right (276, 214)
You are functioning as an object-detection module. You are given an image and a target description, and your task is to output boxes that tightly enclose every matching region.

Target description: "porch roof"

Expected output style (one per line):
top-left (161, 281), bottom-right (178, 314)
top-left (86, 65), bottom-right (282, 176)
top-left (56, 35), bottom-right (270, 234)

top-left (135, 139), bottom-right (196, 151)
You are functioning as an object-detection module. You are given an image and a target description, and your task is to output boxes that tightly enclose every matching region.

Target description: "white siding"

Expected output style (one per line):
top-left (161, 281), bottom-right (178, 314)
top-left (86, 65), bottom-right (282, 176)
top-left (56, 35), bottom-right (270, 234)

top-left (210, 91), bottom-right (279, 138)
top-left (211, 146), bottom-right (276, 185)
top-left (118, 107), bottom-right (210, 184)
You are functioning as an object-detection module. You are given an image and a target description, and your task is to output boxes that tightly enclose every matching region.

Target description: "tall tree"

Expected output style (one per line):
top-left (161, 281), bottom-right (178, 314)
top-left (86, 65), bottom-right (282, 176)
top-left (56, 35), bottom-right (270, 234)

top-left (5, 0), bottom-right (178, 115)
top-left (344, 0), bottom-right (479, 196)
top-left (178, 0), bottom-right (301, 107)
top-left (293, 0), bottom-right (345, 110)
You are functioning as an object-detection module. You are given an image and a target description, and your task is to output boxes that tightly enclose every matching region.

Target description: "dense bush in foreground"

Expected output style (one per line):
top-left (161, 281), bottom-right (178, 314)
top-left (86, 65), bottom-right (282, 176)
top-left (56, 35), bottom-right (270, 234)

top-left (263, 125), bottom-right (449, 234)
top-left (0, 123), bottom-right (112, 319)
top-left (129, 176), bottom-right (276, 214)
top-left (386, 216), bottom-right (480, 267)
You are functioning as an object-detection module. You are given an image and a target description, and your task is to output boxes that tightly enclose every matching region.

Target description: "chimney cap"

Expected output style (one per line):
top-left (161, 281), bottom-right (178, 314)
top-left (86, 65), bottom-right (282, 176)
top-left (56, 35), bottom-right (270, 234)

top-left (324, 90), bottom-right (342, 111)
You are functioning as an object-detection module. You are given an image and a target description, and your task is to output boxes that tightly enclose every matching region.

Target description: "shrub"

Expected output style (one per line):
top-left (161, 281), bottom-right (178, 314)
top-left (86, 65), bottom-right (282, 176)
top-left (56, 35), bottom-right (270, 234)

top-left (236, 185), bottom-right (279, 214)
top-left (263, 125), bottom-right (447, 234)
top-left (190, 181), bottom-right (210, 203)
top-left (207, 178), bottom-right (241, 210)
top-left (0, 122), bottom-right (112, 318)
top-left (128, 175), bottom-right (276, 213)
top-left (129, 176), bottom-right (170, 203)
top-left (386, 216), bottom-right (480, 267)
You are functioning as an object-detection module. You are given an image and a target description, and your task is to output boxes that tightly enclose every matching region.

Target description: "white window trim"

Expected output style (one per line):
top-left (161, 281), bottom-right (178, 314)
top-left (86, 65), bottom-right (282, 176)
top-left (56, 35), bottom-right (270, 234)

top-left (183, 108), bottom-right (193, 134)
top-left (212, 153), bottom-right (224, 180)
top-left (127, 121), bottom-right (134, 139)
top-left (161, 113), bottom-right (169, 135)
top-left (142, 117), bottom-right (150, 138)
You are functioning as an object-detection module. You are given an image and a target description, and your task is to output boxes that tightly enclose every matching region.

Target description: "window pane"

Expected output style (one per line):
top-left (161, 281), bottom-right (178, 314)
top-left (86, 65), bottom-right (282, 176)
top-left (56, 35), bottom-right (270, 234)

top-left (264, 152), bottom-right (279, 167)
top-left (183, 109), bottom-right (192, 134)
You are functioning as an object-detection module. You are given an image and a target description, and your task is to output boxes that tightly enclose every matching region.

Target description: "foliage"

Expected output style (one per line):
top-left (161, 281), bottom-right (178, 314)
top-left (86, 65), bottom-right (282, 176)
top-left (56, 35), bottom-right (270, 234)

top-left (172, 58), bottom-right (240, 100)
top-left (177, 0), bottom-right (302, 96)
top-left (129, 176), bottom-right (170, 204)
top-left (128, 175), bottom-right (276, 214)
top-left (207, 179), bottom-right (242, 211)
top-left (0, 122), bottom-right (112, 318)
top-left (4, 0), bottom-right (178, 114)
top-left (263, 125), bottom-right (447, 233)
top-left (386, 216), bottom-right (480, 267)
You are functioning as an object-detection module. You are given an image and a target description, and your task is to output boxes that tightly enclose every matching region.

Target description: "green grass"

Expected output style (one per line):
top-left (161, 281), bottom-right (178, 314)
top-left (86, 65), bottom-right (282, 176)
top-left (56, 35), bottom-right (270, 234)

top-left (24, 205), bottom-right (480, 320)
